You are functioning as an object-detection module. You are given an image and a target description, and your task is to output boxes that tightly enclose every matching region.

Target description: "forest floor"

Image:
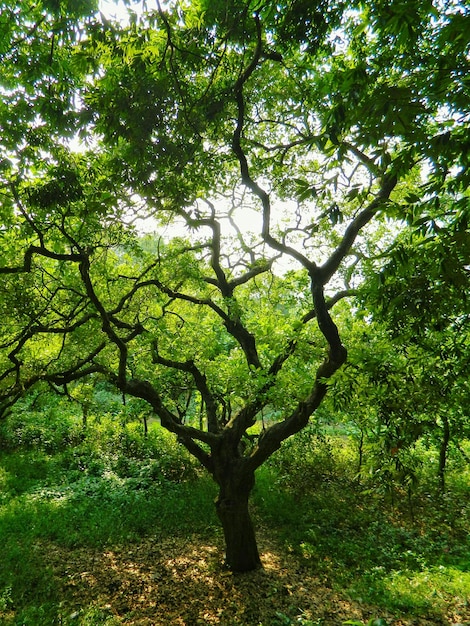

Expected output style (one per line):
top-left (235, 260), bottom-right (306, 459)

top-left (1, 427), bottom-right (469, 626)
top-left (9, 525), bottom-right (467, 626)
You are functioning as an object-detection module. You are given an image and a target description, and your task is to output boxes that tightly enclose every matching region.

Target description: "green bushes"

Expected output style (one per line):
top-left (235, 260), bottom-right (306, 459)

top-left (0, 410), bottom-right (209, 548)
top-left (59, 417), bottom-right (199, 485)
top-left (0, 390), bottom-right (199, 484)
top-left (267, 428), bottom-right (356, 491)
top-left (0, 403), bottom-right (84, 453)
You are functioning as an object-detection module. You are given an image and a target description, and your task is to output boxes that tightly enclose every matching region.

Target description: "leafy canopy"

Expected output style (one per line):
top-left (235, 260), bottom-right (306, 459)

top-left (0, 0), bottom-right (469, 473)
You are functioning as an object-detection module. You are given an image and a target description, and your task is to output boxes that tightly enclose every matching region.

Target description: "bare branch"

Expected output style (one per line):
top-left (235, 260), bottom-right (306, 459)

top-left (151, 346), bottom-right (220, 434)
top-left (122, 377), bottom-right (217, 470)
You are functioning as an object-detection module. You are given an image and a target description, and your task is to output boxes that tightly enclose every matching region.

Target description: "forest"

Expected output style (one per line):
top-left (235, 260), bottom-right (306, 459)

top-left (0, 0), bottom-right (469, 623)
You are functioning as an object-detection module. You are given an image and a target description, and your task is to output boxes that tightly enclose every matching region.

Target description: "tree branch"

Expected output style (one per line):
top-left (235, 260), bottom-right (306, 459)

top-left (230, 17), bottom-right (317, 272)
top-left (78, 253), bottom-right (129, 386)
top-left (319, 173), bottom-right (398, 284)
top-left (151, 347), bottom-right (220, 434)
top-left (121, 377), bottom-right (217, 470)
top-left (246, 283), bottom-right (348, 470)
top-left (0, 245), bottom-right (83, 274)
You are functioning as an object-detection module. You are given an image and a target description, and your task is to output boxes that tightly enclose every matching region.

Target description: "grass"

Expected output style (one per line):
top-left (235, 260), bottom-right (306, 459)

top-left (0, 408), bottom-right (469, 624)
top-left (0, 453), bottom-right (219, 624)
top-left (0, 411), bottom-right (220, 624)
top-left (253, 431), bottom-right (470, 622)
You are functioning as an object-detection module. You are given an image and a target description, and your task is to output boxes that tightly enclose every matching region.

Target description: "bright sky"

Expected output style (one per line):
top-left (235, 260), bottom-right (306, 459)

top-left (99, 0), bottom-right (159, 21)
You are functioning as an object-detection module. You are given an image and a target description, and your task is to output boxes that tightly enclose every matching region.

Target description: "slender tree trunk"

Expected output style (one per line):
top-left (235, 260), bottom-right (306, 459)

top-left (356, 428), bottom-right (364, 483)
top-left (438, 414), bottom-right (450, 490)
top-left (213, 459), bottom-right (262, 572)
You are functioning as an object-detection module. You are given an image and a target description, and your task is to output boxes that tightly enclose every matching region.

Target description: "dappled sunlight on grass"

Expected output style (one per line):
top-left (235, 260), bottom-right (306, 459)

top-left (1, 423), bottom-right (469, 625)
top-left (381, 567), bottom-right (470, 620)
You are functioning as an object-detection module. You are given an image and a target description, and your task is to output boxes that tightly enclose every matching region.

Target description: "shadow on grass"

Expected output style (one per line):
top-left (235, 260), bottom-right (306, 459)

top-left (0, 530), bottom-right (385, 626)
top-left (0, 450), bottom-right (219, 624)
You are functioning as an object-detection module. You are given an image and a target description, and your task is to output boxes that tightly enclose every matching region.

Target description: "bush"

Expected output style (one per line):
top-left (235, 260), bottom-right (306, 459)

top-left (0, 404), bottom-right (83, 453)
top-left (267, 427), bottom-right (356, 496)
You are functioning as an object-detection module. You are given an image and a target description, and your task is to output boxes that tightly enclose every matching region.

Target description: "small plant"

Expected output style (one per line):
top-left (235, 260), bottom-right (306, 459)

top-left (73, 606), bottom-right (122, 625)
top-left (270, 611), bottom-right (323, 625)
top-left (0, 586), bottom-right (12, 612)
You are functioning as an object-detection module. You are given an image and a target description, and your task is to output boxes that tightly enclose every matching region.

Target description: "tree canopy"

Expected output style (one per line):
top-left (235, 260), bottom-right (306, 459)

top-left (1, 0), bottom-right (469, 570)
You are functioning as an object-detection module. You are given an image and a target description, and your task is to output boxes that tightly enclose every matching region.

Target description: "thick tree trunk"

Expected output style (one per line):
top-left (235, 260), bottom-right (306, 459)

top-left (215, 491), bottom-right (261, 572)
top-left (213, 460), bottom-right (262, 572)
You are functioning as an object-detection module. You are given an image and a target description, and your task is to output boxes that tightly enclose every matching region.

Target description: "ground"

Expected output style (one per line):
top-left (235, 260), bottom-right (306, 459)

top-left (22, 529), bottom-right (467, 626)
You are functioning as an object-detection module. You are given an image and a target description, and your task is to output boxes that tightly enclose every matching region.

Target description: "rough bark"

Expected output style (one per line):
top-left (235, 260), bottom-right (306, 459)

top-left (215, 490), bottom-right (261, 572)
top-left (213, 454), bottom-right (261, 572)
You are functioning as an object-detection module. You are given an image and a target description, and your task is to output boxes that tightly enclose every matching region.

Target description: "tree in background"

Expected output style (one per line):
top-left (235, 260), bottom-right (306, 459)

top-left (0, 0), bottom-right (469, 570)
top-left (355, 200), bottom-right (470, 490)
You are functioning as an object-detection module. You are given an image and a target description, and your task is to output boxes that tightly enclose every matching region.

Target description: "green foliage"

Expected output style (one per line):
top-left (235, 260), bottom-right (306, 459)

top-left (0, 404), bottom-right (469, 622)
top-left (0, 397), bottom-right (84, 454)
top-left (0, 410), bottom-right (217, 622)
top-left (343, 620), bottom-right (387, 626)
top-left (266, 427), bottom-right (355, 491)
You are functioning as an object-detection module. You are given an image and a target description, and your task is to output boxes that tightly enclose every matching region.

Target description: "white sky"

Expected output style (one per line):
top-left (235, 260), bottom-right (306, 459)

top-left (99, 0), bottom-right (159, 21)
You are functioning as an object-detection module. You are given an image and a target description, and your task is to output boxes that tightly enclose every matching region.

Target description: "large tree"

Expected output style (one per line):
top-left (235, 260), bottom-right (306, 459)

top-left (0, 0), bottom-right (469, 570)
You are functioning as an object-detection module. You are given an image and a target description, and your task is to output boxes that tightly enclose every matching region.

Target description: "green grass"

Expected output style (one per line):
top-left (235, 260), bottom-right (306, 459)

top-left (374, 566), bottom-right (470, 613)
top-left (254, 431), bottom-right (470, 621)
top-left (0, 458), bottom-right (218, 624)
top-left (0, 413), bottom-right (219, 624)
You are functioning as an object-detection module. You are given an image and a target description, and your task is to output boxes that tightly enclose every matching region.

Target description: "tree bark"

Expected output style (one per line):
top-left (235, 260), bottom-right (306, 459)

top-left (438, 414), bottom-right (450, 490)
top-left (213, 459), bottom-right (261, 572)
top-left (215, 491), bottom-right (261, 572)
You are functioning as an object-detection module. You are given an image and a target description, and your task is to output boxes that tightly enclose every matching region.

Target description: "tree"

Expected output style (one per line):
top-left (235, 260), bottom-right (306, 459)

top-left (355, 197), bottom-right (470, 490)
top-left (0, 0), bottom-right (469, 570)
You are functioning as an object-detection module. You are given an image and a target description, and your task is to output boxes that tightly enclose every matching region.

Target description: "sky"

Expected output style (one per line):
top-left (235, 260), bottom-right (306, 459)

top-left (99, 0), bottom-right (159, 21)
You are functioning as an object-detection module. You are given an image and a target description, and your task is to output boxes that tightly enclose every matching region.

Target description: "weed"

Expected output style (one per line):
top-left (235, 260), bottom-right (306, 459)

top-left (343, 617), bottom-right (387, 626)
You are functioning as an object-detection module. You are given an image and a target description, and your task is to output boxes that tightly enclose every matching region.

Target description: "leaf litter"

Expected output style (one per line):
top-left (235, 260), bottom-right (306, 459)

top-left (32, 528), bottom-right (466, 626)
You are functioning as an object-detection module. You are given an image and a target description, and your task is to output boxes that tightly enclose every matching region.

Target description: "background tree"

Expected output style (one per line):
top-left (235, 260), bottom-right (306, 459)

top-left (355, 194), bottom-right (470, 490)
top-left (0, 0), bottom-right (469, 571)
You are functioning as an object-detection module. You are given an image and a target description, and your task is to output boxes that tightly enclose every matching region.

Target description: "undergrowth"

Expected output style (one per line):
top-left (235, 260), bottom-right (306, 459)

top-left (255, 428), bottom-right (470, 622)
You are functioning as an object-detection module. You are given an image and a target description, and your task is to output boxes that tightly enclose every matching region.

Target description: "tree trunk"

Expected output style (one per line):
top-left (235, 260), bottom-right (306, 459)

top-left (214, 461), bottom-right (262, 572)
top-left (438, 414), bottom-right (450, 490)
top-left (215, 490), bottom-right (261, 572)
